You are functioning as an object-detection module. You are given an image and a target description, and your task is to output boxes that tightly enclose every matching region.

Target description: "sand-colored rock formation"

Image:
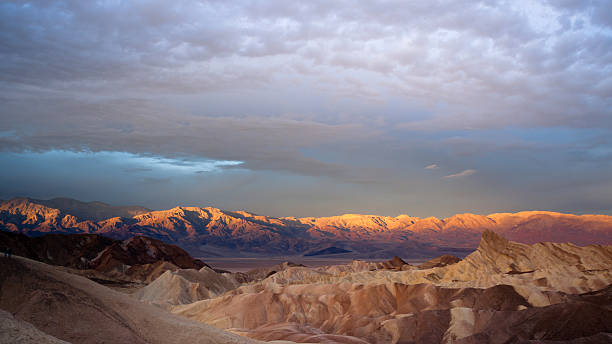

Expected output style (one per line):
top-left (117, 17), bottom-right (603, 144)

top-left (170, 231), bottom-right (612, 343)
top-left (318, 257), bottom-right (412, 277)
top-left (0, 256), bottom-right (256, 344)
top-left (431, 230), bottom-right (612, 294)
top-left (124, 260), bottom-right (180, 283)
top-left (452, 286), bottom-right (612, 343)
top-left (418, 255), bottom-right (462, 269)
top-left (135, 267), bottom-right (241, 308)
top-left (175, 282), bottom-right (546, 343)
top-left (243, 261), bottom-right (306, 281)
top-left (376, 256), bottom-right (411, 270)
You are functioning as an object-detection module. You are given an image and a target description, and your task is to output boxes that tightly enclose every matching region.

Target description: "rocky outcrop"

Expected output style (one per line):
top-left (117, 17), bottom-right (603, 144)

top-left (453, 286), bottom-right (612, 343)
top-left (135, 267), bottom-right (241, 308)
top-left (124, 261), bottom-right (180, 284)
top-left (377, 256), bottom-right (411, 270)
top-left (418, 254), bottom-right (462, 269)
top-left (242, 261), bottom-right (306, 281)
top-left (323, 256), bottom-right (412, 274)
top-left (439, 230), bottom-right (612, 293)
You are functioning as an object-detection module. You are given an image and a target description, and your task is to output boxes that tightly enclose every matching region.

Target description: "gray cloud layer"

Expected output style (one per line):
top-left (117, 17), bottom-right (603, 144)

top-left (1, 0), bottom-right (611, 216)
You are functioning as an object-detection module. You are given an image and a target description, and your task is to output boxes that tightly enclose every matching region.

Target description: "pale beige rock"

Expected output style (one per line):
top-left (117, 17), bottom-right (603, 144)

top-left (250, 231), bottom-right (612, 297)
top-left (443, 307), bottom-right (475, 344)
top-left (135, 266), bottom-right (241, 307)
top-left (0, 309), bottom-right (70, 344)
top-left (0, 256), bottom-right (258, 344)
top-left (171, 232), bottom-right (612, 343)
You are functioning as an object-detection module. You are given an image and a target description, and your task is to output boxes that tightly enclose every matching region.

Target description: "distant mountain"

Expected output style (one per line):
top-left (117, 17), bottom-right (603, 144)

top-left (1, 197), bottom-right (611, 257)
top-left (28, 197), bottom-right (150, 221)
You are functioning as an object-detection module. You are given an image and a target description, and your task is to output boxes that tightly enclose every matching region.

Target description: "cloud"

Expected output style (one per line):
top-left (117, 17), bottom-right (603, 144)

top-left (0, 0), bottom-right (610, 133)
top-left (143, 177), bottom-right (172, 185)
top-left (425, 164), bottom-right (439, 170)
top-left (444, 169), bottom-right (477, 179)
top-left (122, 167), bottom-right (154, 173)
top-left (0, 1), bottom-right (611, 216)
top-left (0, 97), bottom-right (378, 180)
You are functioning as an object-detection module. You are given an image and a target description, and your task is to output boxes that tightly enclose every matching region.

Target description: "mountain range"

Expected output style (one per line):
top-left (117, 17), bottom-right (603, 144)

top-left (1, 197), bottom-right (611, 257)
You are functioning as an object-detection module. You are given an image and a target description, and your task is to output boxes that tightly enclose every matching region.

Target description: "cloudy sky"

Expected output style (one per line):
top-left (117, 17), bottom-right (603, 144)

top-left (1, 0), bottom-right (611, 218)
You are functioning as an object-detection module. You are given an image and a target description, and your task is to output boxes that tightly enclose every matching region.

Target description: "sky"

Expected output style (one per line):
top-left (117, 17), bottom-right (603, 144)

top-left (1, 0), bottom-right (611, 218)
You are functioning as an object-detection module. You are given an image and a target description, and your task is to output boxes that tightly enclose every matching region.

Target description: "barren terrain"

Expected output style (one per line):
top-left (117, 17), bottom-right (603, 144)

top-left (1, 230), bottom-right (611, 343)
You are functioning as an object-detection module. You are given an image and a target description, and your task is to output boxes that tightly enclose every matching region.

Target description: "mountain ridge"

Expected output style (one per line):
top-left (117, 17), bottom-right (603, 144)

top-left (2, 197), bottom-right (611, 257)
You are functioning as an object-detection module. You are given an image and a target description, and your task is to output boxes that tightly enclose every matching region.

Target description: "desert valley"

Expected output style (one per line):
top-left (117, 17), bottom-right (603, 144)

top-left (1, 197), bottom-right (611, 343)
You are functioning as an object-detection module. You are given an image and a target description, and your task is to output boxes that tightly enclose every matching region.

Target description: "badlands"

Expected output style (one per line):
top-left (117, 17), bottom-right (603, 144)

top-left (1, 230), bottom-right (611, 343)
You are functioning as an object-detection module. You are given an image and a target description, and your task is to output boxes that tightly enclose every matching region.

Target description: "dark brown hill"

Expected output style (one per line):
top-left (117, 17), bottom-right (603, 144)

top-left (0, 231), bottom-right (114, 268)
top-left (90, 236), bottom-right (207, 272)
top-left (0, 231), bottom-right (206, 275)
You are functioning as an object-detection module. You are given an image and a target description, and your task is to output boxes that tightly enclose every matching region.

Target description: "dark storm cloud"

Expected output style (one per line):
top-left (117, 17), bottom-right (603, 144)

top-left (0, 0), bottom-right (611, 216)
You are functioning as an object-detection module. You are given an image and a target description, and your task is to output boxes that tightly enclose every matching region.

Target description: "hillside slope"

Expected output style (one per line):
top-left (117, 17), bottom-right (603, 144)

top-left (0, 256), bottom-right (256, 344)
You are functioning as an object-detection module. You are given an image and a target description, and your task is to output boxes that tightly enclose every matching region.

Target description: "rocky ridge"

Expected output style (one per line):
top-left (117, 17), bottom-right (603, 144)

top-left (2, 197), bottom-right (612, 257)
